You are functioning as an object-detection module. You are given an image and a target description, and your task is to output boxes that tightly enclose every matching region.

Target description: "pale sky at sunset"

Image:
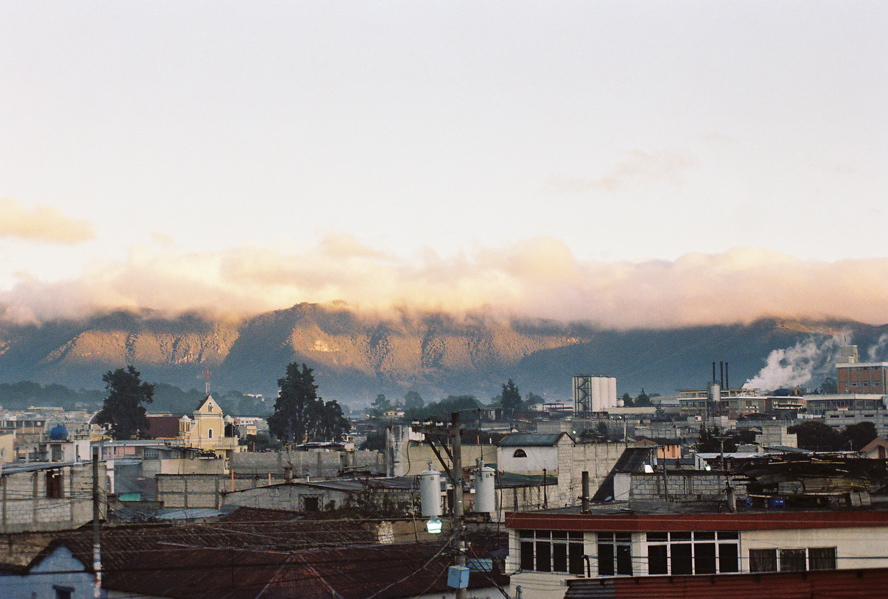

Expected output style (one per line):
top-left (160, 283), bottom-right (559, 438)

top-left (2, 2), bottom-right (888, 328)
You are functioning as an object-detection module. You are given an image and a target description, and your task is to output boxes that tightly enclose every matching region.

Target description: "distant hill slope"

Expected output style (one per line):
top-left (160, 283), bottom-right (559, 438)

top-left (0, 304), bottom-right (884, 406)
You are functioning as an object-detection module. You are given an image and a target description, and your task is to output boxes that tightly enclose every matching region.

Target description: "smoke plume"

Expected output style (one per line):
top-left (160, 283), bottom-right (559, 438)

top-left (743, 335), bottom-right (847, 392)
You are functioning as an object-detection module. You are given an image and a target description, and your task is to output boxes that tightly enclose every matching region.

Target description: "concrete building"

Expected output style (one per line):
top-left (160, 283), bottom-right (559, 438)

top-left (497, 433), bottom-right (628, 509)
top-left (0, 461), bottom-right (106, 533)
top-left (837, 362), bottom-right (888, 394)
top-left (506, 505), bottom-right (888, 599)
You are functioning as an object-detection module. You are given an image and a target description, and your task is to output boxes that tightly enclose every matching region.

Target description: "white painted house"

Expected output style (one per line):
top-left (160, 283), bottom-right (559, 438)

top-left (506, 505), bottom-right (888, 599)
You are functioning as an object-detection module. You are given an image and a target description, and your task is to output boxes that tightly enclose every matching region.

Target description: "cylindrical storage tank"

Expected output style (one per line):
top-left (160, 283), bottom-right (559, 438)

top-left (607, 377), bottom-right (617, 409)
top-left (474, 466), bottom-right (496, 515)
top-left (419, 469), bottom-right (442, 517)
top-left (591, 377), bottom-right (602, 412)
top-left (709, 383), bottom-right (721, 402)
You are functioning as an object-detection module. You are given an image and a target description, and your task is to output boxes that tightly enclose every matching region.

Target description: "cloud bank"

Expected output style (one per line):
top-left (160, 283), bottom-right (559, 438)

top-left (2, 237), bottom-right (888, 328)
top-left (0, 198), bottom-right (94, 244)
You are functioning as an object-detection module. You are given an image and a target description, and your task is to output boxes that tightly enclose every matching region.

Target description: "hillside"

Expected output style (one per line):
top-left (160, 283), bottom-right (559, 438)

top-left (0, 304), bottom-right (885, 406)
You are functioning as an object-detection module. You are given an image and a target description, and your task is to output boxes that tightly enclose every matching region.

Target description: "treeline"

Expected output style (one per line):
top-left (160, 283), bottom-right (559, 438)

top-left (0, 380), bottom-right (270, 417)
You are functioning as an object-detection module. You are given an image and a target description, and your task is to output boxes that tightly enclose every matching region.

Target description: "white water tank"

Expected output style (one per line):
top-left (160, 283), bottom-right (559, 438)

top-left (419, 468), bottom-right (442, 517)
top-left (474, 465), bottom-right (496, 515)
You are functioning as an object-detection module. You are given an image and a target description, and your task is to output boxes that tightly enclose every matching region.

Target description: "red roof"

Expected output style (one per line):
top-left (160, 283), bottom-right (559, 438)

top-left (148, 415), bottom-right (181, 439)
top-left (100, 542), bottom-right (508, 599)
top-left (566, 567), bottom-right (888, 598)
top-left (506, 509), bottom-right (888, 532)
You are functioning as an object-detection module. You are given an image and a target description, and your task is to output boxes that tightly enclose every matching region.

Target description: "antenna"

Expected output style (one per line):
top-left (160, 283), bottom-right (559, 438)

top-left (204, 367), bottom-right (211, 396)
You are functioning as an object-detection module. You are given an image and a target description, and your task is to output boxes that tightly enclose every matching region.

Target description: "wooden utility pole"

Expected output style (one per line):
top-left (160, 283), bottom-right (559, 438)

top-left (413, 413), bottom-right (468, 598)
top-left (451, 411), bottom-right (467, 599)
top-left (92, 445), bottom-right (102, 599)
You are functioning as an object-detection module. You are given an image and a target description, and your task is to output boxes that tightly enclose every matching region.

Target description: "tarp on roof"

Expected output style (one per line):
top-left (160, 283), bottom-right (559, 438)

top-left (498, 433), bottom-right (568, 447)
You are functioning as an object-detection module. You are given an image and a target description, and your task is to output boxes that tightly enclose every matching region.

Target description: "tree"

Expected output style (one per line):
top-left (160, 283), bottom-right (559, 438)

top-left (501, 379), bottom-right (522, 412)
top-left (841, 421), bottom-right (878, 451)
top-left (268, 363), bottom-right (322, 443)
top-left (318, 399), bottom-right (351, 442)
top-left (240, 432), bottom-right (282, 452)
top-left (788, 421), bottom-right (843, 451)
top-left (370, 394), bottom-right (392, 419)
top-left (95, 366), bottom-right (154, 440)
top-left (635, 390), bottom-right (652, 407)
top-left (360, 430), bottom-right (387, 451)
top-left (524, 392), bottom-right (544, 408)
top-left (696, 425), bottom-right (737, 453)
top-left (404, 390), bottom-right (424, 411)
top-left (621, 392), bottom-right (633, 407)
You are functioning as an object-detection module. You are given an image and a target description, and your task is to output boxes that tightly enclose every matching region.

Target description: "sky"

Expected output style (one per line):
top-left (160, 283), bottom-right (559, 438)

top-left (2, 2), bottom-right (888, 329)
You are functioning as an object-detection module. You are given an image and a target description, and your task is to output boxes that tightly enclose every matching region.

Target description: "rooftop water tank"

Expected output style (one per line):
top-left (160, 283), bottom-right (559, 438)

top-left (49, 425), bottom-right (68, 441)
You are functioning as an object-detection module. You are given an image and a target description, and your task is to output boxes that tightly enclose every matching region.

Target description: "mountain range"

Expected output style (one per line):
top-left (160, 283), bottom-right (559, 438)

top-left (0, 303), bottom-right (885, 407)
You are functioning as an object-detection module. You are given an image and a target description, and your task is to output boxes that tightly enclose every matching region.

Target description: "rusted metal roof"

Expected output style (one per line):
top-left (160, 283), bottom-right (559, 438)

top-left (565, 567), bottom-right (888, 598)
top-left (99, 541), bottom-right (508, 599)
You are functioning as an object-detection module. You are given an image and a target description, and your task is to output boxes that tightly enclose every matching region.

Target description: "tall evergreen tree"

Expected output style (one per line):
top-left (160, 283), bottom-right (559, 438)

top-left (95, 366), bottom-right (154, 440)
top-left (501, 378), bottom-right (522, 411)
top-left (268, 362), bottom-right (322, 443)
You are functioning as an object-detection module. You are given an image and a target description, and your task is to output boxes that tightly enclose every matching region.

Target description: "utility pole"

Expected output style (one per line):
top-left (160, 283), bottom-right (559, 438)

top-left (451, 411), bottom-right (467, 599)
top-left (92, 444), bottom-right (102, 599)
top-left (413, 413), bottom-right (468, 598)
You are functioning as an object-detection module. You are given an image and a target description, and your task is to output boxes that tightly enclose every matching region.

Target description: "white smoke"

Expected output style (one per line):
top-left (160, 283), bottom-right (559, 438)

top-left (867, 334), bottom-right (888, 362)
top-left (744, 336), bottom-right (845, 392)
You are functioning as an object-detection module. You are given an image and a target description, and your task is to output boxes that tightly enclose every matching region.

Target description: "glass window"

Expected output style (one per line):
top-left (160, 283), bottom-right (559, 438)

top-left (694, 543), bottom-right (717, 574)
top-left (520, 541), bottom-right (535, 570)
top-left (750, 549), bottom-right (777, 572)
top-left (809, 547), bottom-right (837, 571)
top-left (719, 542), bottom-right (739, 573)
top-left (536, 540), bottom-right (552, 572)
top-left (648, 544), bottom-right (668, 575)
top-left (780, 549), bottom-right (806, 572)
top-left (672, 543), bottom-right (693, 575)
top-left (597, 532), bottom-right (633, 576)
top-left (521, 530), bottom-right (585, 575)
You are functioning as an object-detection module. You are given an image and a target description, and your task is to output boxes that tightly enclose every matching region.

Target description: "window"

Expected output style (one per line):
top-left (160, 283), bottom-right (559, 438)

top-left (520, 530), bottom-right (585, 574)
top-left (513, 449), bottom-right (527, 458)
top-left (809, 547), bottom-right (837, 570)
top-left (597, 532), bottom-right (633, 576)
top-left (646, 531), bottom-right (738, 576)
top-left (54, 587), bottom-right (73, 599)
top-left (46, 471), bottom-right (64, 498)
top-left (780, 549), bottom-right (806, 572)
top-left (304, 496), bottom-right (320, 512)
top-left (749, 548), bottom-right (777, 572)
top-left (749, 547), bottom-right (836, 572)
top-left (208, 429), bottom-right (213, 439)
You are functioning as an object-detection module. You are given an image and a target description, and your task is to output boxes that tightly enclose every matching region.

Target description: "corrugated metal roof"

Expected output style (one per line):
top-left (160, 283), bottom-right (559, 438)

top-left (499, 433), bottom-right (566, 447)
top-left (565, 568), bottom-right (888, 599)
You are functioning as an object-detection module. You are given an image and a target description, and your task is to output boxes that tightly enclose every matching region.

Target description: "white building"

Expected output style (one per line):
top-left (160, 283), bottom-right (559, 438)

top-left (506, 505), bottom-right (888, 599)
